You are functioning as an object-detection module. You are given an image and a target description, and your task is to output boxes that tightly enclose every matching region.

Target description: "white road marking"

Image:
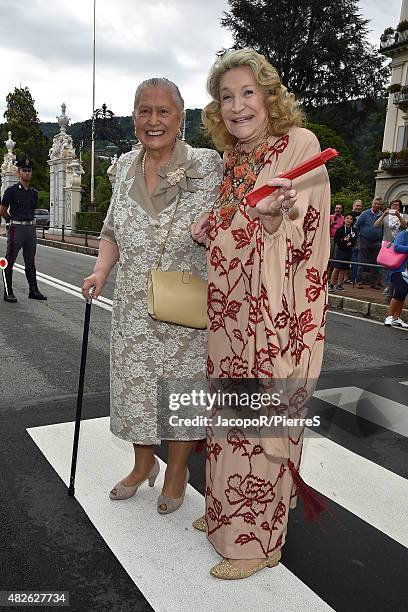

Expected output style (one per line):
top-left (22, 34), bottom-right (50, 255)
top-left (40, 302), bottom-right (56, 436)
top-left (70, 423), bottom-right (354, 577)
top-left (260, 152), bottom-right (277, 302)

top-left (27, 418), bottom-right (333, 612)
top-left (302, 429), bottom-right (408, 548)
top-left (313, 386), bottom-right (408, 438)
top-left (13, 263), bottom-right (113, 312)
top-left (328, 309), bottom-right (408, 330)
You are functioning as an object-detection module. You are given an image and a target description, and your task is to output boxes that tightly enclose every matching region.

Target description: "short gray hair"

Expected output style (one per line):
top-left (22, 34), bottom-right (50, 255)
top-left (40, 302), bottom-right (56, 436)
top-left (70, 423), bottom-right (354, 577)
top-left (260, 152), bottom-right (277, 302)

top-left (134, 78), bottom-right (184, 110)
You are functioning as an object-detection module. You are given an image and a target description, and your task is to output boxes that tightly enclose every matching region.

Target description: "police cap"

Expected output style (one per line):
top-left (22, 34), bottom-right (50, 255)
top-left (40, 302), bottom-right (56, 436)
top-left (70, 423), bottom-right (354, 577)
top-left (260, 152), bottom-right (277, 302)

top-left (17, 158), bottom-right (33, 170)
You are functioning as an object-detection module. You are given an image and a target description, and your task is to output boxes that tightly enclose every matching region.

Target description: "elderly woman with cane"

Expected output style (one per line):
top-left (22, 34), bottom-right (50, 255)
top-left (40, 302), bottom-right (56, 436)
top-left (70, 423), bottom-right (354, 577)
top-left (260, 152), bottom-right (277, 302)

top-left (190, 49), bottom-right (331, 579)
top-left (82, 77), bottom-right (222, 513)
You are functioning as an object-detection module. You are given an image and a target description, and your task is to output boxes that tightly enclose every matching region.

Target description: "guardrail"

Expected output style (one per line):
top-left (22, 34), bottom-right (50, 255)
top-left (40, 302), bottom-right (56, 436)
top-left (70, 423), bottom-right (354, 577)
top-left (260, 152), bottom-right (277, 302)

top-left (35, 224), bottom-right (99, 247)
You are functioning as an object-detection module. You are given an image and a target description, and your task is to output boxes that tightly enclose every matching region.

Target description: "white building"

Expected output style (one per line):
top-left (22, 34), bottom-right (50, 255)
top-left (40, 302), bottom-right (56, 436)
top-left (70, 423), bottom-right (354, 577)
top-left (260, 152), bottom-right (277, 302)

top-left (376, 0), bottom-right (408, 213)
top-left (375, 0), bottom-right (408, 213)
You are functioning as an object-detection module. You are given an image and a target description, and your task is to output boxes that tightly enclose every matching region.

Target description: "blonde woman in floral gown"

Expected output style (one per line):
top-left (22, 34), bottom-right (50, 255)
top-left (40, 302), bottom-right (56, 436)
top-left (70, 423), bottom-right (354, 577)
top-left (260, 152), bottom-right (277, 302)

top-left (191, 50), bottom-right (330, 579)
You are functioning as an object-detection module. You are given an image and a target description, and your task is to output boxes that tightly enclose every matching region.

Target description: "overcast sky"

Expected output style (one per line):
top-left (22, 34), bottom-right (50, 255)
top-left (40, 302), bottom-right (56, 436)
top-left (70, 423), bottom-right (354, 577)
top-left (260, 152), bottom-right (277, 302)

top-left (0, 0), bottom-right (404, 124)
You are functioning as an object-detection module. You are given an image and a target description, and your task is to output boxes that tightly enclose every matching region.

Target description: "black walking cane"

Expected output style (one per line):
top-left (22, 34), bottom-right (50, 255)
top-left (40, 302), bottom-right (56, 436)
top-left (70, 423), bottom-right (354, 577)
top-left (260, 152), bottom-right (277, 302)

top-left (68, 285), bottom-right (95, 497)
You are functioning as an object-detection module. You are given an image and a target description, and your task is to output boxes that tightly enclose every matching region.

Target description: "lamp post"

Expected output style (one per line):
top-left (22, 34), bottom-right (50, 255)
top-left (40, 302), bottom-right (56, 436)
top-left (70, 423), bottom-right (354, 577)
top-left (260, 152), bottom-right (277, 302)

top-left (90, 0), bottom-right (96, 209)
top-left (90, 104), bottom-right (115, 209)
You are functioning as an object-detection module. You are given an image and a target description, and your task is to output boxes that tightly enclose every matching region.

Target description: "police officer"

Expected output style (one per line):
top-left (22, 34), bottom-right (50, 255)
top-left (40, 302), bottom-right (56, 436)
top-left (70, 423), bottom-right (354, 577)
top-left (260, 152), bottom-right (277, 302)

top-left (0, 158), bottom-right (47, 302)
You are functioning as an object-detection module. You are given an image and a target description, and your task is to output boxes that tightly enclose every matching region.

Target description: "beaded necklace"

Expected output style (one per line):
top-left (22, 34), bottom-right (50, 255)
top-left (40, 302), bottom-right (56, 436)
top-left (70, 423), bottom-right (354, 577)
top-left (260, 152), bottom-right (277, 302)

top-left (217, 140), bottom-right (273, 222)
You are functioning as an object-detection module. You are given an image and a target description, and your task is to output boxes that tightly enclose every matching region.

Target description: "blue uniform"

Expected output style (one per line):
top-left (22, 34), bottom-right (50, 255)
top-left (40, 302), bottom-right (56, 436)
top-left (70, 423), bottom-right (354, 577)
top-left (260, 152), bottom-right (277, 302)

top-left (1, 181), bottom-right (46, 302)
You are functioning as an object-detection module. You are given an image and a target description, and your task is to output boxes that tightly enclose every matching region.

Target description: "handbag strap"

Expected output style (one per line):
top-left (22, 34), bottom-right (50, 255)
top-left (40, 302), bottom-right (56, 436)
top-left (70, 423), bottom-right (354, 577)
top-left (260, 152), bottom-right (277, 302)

top-left (155, 193), bottom-right (183, 269)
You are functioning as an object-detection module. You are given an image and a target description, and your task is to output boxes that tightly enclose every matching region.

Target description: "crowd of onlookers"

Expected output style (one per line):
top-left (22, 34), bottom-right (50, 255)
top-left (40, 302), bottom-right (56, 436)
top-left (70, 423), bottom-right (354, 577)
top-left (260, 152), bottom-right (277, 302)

top-left (328, 197), bottom-right (408, 328)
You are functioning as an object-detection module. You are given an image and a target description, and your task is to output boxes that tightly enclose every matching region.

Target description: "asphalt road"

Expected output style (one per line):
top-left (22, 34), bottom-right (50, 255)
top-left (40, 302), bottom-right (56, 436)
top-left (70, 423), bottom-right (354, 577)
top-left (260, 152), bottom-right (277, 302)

top-left (1, 238), bottom-right (407, 612)
top-left (1, 237), bottom-right (407, 407)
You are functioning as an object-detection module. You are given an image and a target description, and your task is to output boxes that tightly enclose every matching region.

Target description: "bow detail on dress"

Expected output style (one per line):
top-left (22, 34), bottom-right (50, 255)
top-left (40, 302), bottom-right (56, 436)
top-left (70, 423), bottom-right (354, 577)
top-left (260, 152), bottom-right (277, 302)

top-left (155, 141), bottom-right (204, 206)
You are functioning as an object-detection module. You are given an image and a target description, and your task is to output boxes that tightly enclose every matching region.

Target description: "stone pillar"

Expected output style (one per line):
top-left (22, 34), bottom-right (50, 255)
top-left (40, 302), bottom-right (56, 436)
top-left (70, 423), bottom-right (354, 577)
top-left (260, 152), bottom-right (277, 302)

top-left (381, 63), bottom-right (404, 154)
top-left (64, 159), bottom-right (84, 228)
top-left (1, 131), bottom-right (18, 198)
top-left (48, 103), bottom-right (83, 230)
top-left (401, 0), bottom-right (408, 21)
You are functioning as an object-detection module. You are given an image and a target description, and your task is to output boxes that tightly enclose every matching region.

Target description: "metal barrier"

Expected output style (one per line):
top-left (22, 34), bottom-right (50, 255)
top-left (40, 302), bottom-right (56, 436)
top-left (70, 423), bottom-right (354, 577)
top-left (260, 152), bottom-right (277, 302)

top-left (36, 224), bottom-right (100, 247)
top-left (327, 257), bottom-right (393, 307)
top-left (329, 259), bottom-right (384, 268)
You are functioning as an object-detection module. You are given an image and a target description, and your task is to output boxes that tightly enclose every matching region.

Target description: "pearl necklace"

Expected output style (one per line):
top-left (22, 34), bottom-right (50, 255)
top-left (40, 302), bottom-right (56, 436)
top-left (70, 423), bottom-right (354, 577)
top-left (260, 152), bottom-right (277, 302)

top-left (141, 151), bottom-right (172, 177)
top-left (141, 151), bottom-right (148, 176)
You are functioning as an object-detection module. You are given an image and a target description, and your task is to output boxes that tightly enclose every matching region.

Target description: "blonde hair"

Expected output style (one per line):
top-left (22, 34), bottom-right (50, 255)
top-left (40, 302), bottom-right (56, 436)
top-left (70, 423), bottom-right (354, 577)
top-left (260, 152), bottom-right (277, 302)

top-left (202, 49), bottom-right (304, 150)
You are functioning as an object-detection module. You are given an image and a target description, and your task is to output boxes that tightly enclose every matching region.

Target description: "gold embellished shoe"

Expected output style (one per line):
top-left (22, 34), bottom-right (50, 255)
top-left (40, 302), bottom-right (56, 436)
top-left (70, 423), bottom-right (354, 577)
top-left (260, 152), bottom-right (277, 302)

top-left (192, 515), bottom-right (207, 532)
top-left (109, 457), bottom-right (160, 500)
top-left (210, 550), bottom-right (281, 580)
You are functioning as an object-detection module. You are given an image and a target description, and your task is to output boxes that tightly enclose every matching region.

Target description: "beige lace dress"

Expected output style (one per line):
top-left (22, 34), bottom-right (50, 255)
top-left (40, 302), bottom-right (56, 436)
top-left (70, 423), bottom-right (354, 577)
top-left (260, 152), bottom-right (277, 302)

top-left (101, 140), bottom-right (223, 444)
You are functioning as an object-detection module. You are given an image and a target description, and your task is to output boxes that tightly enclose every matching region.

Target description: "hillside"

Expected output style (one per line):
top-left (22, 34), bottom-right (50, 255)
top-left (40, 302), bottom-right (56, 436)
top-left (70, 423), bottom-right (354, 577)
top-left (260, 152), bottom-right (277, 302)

top-left (40, 110), bottom-right (204, 153)
top-left (40, 99), bottom-right (387, 188)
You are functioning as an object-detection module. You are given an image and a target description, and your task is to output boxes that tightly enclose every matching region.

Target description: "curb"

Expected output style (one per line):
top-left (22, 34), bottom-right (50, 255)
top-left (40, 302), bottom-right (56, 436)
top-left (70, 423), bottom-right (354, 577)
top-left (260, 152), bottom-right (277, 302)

top-left (328, 294), bottom-right (408, 323)
top-left (37, 237), bottom-right (99, 257)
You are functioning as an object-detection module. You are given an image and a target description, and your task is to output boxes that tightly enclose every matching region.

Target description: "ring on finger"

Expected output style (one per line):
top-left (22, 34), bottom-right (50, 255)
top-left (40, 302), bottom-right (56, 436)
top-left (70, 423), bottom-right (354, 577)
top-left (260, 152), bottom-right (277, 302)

top-left (280, 203), bottom-right (291, 213)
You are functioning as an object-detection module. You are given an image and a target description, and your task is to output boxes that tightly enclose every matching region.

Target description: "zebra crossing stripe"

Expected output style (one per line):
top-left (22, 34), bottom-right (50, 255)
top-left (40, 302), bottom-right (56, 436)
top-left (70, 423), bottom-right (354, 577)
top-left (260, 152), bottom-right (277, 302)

top-left (302, 430), bottom-right (408, 548)
top-left (27, 417), bottom-right (333, 612)
top-left (313, 386), bottom-right (408, 438)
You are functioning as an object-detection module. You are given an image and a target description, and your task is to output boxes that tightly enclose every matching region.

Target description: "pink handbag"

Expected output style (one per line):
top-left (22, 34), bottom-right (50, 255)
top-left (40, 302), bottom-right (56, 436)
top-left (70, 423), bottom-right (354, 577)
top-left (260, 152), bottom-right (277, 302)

top-left (377, 241), bottom-right (408, 269)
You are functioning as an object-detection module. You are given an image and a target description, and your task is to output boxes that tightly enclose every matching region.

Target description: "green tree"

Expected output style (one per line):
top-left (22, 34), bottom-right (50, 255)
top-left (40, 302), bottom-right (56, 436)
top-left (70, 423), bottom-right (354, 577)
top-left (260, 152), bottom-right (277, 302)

top-left (307, 122), bottom-right (357, 193)
top-left (80, 152), bottom-right (112, 213)
top-left (189, 127), bottom-right (218, 150)
top-left (0, 86), bottom-right (50, 190)
top-left (331, 180), bottom-right (373, 212)
top-left (221, 0), bottom-right (390, 107)
top-left (307, 97), bottom-right (387, 190)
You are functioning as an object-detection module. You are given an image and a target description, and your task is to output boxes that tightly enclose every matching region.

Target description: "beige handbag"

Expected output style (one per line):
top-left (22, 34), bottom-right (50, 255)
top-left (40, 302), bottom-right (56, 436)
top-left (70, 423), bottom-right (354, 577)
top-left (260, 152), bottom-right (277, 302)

top-left (147, 196), bottom-right (208, 329)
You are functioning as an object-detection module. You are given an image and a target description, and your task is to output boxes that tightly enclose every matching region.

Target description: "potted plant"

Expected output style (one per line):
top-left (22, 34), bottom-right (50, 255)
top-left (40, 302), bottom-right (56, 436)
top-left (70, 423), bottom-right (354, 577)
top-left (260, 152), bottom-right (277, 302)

top-left (395, 149), bottom-right (408, 160)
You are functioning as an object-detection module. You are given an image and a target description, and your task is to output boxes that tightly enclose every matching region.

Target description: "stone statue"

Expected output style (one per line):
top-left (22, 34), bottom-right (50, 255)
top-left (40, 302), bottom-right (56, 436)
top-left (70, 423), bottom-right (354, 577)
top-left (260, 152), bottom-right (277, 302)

top-left (49, 104), bottom-right (76, 161)
top-left (107, 153), bottom-right (119, 189)
top-left (1, 131), bottom-right (18, 174)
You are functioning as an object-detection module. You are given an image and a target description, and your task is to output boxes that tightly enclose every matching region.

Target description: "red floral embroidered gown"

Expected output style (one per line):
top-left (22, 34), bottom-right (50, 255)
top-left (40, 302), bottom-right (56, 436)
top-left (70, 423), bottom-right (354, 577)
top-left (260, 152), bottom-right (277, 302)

top-left (205, 127), bottom-right (330, 560)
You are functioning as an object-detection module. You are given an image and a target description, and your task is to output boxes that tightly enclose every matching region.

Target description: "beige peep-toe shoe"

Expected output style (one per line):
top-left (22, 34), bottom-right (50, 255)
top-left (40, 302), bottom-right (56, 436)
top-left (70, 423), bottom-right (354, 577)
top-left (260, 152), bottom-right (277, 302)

top-left (210, 550), bottom-right (281, 580)
top-left (157, 468), bottom-right (189, 514)
top-left (109, 457), bottom-right (160, 500)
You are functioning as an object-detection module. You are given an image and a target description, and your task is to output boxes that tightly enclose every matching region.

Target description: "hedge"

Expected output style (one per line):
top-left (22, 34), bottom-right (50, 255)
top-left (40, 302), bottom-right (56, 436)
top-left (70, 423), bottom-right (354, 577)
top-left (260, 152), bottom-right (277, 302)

top-left (37, 191), bottom-right (50, 209)
top-left (75, 211), bottom-right (105, 232)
